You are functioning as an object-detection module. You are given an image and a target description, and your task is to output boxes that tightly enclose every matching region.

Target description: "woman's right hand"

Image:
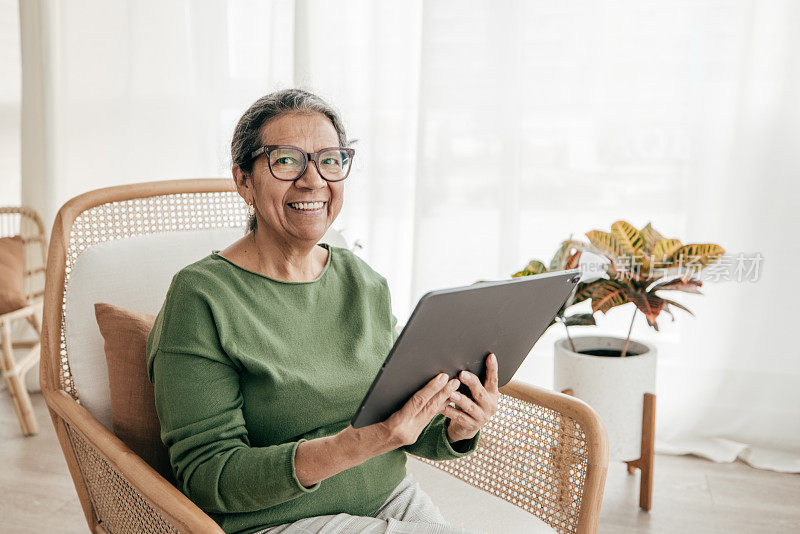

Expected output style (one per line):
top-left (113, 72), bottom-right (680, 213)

top-left (297, 374), bottom-right (460, 488)
top-left (340, 373), bottom-right (460, 457)
top-left (381, 373), bottom-right (461, 448)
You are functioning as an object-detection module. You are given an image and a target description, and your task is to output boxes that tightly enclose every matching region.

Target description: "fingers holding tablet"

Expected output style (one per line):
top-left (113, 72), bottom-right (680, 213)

top-left (381, 372), bottom-right (461, 448)
top-left (486, 352), bottom-right (499, 393)
top-left (443, 353), bottom-right (500, 442)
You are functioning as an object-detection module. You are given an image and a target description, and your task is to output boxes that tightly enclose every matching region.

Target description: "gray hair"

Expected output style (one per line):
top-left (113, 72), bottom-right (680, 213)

top-left (231, 88), bottom-right (349, 232)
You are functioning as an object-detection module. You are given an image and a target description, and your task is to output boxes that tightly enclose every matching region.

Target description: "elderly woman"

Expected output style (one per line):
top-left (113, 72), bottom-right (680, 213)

top-left (146, 89), bottom-right (499, 534)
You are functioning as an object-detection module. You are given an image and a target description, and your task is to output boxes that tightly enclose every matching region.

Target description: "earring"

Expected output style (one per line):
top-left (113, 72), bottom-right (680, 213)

top-left (247, 202), bottom-right (255, 217)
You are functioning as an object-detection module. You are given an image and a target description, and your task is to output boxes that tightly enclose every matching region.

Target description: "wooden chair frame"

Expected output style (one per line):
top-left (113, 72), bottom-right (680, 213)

top-left (1, 206), bottom-right (47, 436)
top-left (40, 179), bottom-right (609, 534)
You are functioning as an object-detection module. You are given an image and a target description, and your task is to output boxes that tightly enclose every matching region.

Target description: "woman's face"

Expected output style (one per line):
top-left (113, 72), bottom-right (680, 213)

top-left (246, 112), bottom-right (344, 246)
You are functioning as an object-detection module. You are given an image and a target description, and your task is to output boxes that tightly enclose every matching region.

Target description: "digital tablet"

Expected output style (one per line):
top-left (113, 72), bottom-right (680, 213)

top-left (350, 268), bottom-right (582, 428)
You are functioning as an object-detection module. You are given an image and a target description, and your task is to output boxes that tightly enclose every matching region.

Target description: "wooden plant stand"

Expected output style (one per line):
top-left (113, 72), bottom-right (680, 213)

top-left (562, 389), bottom-right (655, 511)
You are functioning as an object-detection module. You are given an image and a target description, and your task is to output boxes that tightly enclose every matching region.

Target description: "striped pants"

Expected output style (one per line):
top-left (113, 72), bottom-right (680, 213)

top-left (254, 471), bottom-right (486, 534)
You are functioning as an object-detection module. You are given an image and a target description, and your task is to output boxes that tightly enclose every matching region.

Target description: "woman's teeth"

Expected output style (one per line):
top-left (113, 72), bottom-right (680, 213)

top-left (288, 201), bottom-right (325, 211)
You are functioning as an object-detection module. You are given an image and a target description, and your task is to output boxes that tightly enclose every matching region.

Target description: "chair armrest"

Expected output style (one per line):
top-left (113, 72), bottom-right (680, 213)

top-left (499, 380), bottom-right (609, 533)
top-left (412, 379), bottom-right (608, 534)
top-left (44, 389), bottom-right (224, 534)
top-left (0, 300), bottom-right (42, 323)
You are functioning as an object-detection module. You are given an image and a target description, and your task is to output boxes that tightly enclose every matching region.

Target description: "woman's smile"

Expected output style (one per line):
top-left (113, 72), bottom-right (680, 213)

top-left (286, 200), bottom-right (327, 215)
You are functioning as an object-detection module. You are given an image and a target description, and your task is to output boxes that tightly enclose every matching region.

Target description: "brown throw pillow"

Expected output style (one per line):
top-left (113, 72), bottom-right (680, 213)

top-left (0, 235), bottom-right (28, 315)
top-left (93, 302), bottom-right (175, 483)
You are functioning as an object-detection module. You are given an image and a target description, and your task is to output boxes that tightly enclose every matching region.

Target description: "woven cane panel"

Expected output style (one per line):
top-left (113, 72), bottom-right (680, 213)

top-left (415, 394), bottom-right (588, 534)
top-left (58, 191), bottom-right (247, 400)
top-left (0, 206), bottom-right (46, 301)
top-left (66, 422), bottom-right (180, 534)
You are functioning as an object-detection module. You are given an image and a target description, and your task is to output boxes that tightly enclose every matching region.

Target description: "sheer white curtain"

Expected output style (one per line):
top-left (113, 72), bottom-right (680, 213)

top-left (1, 0), bottom-right (21, 207)
top-left (407, 1), bottom-right (800, 473)
top-left (19, 0), bottom-right (296, 232)
top-left (0, 0), bottom-right (24, 392)
top-left (18, 0), bottom-right (800, 471)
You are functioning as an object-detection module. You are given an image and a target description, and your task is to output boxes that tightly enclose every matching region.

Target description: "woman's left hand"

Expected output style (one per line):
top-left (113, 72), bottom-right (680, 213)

top-left (441, 352), bottom-right (500, 443)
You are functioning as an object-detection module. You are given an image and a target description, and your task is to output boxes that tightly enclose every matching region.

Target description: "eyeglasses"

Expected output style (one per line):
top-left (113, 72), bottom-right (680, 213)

top-left (249, 145), bottom-right (355, 182)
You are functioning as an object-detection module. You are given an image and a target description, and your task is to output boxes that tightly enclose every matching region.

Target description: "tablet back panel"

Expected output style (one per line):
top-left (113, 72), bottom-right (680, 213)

top-left (351, 269), bottom-right (581, 428)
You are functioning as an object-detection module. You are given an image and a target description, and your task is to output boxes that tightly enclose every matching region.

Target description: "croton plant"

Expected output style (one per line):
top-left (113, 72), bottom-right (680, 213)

top-left (508, 220), bottom-right (725, 357)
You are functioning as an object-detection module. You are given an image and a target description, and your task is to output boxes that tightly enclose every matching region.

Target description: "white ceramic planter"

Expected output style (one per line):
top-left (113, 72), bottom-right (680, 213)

top-left (553, 336), bottom-right (656, 462)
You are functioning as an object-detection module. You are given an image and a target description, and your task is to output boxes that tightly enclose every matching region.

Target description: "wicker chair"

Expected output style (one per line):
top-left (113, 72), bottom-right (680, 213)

top-left (40, 179), bottom-right (608, 534)
top-left (1, 206), bottom-right (47, 436)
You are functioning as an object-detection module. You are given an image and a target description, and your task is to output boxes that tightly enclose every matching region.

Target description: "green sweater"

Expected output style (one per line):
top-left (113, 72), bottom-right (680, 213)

top-left (145, 242), bottom-right (480, 534)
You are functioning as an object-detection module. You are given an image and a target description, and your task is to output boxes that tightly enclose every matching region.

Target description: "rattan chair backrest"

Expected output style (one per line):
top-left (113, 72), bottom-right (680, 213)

top-left (48, 184), bottom-right (346, 413)
top-left (0, 206), bottom-right (47, 303)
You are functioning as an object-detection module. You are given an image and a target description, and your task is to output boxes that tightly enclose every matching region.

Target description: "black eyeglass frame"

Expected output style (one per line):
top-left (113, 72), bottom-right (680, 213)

top-left (249, 145), bottom-right (356, 182)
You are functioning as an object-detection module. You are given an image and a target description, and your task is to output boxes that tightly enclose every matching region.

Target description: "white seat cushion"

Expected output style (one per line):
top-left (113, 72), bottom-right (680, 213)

top-left (405, 456), bottom-right (556, 534)
top-left (64, 226), bottom-right (347, 429)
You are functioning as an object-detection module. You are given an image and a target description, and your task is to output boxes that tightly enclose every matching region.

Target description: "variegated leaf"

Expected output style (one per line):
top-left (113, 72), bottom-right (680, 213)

top-left (611, 220), bottom-right (645, 254)
top-left (640, 222), bottom-right (665, 255)
top-left (586, 230), bottom-right (626, 257)
top-left (666, 243), bottom-right (726, 270)
top-left (625, 290), bottom-right (665, 328)
top-left (589, 279), bottom-right (629, 314)
top-left (610, 220), bottom-right (650, 282)
top-left (662, 303), bottom-right (676, 322)
top-left (524, 259), bottom-right (548, 274)
top-left (652, 238), bottom-right (683, 265)
top-left (564, 313), bottom-right (597, 326)
top-left (512, 259), bottom-right (547, 278)
top-left (548, 238), bottom-right (575, 271)
top-left (571, 281), bottom-right (594, 305)
top-left (651, 277), bottom-right (704, 294)
top-left (564, 250), bottom-right (581, 270)
top-left (660, 297), bottom-right (695, 317)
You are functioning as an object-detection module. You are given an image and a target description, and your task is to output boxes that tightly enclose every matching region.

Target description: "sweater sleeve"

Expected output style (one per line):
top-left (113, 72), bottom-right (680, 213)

top-left (146, 271), bottom-right (320, 514)
top-left (401, 413), bottom-right (481, 460)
